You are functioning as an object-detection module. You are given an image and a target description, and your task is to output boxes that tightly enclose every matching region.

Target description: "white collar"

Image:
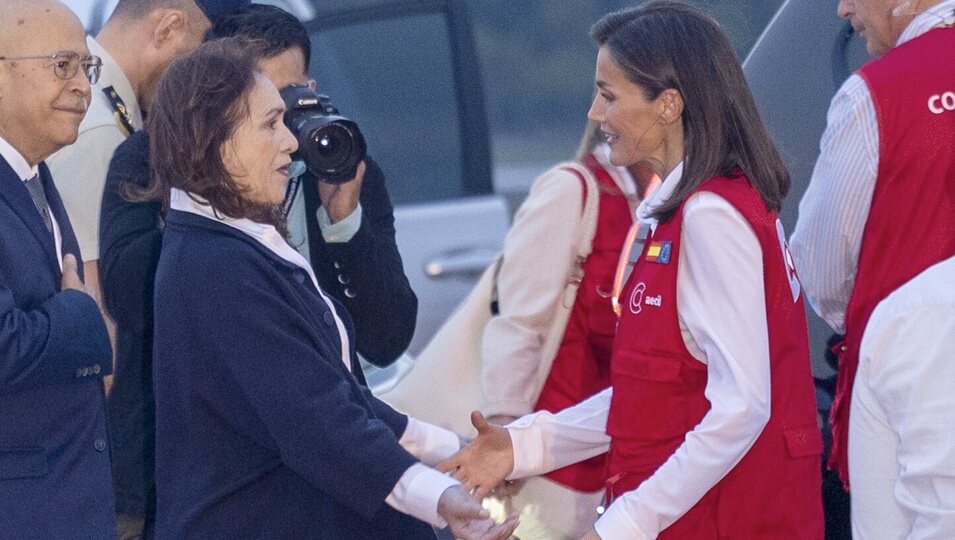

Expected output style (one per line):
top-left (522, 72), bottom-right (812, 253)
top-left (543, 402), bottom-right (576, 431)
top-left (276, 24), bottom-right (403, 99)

top-left (88, 36), bottom-right (144, 130)
top-left (636, 161), bottom-right (685, 228)
top-left (897, 0), bottom-right (955, 46)
top-left (0, 134), bottom-right (39, 181)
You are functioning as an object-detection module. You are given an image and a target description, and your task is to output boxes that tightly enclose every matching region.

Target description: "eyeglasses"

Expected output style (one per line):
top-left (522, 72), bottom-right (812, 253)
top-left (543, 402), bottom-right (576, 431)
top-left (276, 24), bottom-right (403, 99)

top-left (0, 51), bottom-right (102, 84)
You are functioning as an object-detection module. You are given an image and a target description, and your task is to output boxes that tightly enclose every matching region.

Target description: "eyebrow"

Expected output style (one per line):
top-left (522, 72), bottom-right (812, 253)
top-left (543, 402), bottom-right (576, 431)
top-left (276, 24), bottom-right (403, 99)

top-left (264, 106), bottom-right (285, 119)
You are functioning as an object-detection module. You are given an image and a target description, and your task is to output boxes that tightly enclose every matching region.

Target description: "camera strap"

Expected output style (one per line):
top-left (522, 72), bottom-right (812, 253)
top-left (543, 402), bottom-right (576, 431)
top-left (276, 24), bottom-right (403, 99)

top-left (282, 174), bottom-right (302, 218)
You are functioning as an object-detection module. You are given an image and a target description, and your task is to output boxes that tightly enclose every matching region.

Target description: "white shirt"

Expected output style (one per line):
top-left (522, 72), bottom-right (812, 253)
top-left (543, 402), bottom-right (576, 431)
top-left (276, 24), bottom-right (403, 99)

top-left (790, 0), bottom-right (955, 334)
top-left (0, 135), bottom-right (64, 270)
top-left (47, 36), bottom-right (143, 261)
top-left (480, 146), bottom-right (637, 418)
top-left (169, 189), bottom-right (460, 527)
top-left (507, 162), bottom-right (776, 539)
top-left (850, 255), bottom-right (955, 538)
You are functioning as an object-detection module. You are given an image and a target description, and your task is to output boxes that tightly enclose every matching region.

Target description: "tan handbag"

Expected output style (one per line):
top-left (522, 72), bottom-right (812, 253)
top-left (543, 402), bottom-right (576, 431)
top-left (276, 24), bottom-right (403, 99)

top-left (378, 162), bottom-right (600, 437)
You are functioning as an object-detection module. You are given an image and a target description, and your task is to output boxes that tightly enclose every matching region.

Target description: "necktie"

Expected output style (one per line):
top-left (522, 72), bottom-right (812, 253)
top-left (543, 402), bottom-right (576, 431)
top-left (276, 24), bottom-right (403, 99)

top-left (24, 174), bottom-right (53, 233)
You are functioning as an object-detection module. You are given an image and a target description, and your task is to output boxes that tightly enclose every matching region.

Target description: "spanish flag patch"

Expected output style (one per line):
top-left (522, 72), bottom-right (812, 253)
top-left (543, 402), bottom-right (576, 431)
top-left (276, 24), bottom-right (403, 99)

top-left (645, 240), bottom-right (672, 264)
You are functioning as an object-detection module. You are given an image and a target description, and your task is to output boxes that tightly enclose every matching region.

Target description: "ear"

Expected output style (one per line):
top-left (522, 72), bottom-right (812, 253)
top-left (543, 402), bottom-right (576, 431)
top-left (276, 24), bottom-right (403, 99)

top-left (658, 89), bottom-right (684, 125)
top-left (150, 9), bottom-right (188, 50)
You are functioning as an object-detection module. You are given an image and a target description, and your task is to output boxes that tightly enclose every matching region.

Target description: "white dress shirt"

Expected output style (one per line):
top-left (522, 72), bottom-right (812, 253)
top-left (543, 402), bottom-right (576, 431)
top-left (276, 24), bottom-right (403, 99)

top-left (508, 163), bottom-right (776, 539)
top-left (790, 0), bottom-right (955, 334)
top-left (0, 135), bottom-right (63, 270)
top-left (849, 255), bottom-right (955, 539)
top-left (169, 189), bottom-right (461, 527)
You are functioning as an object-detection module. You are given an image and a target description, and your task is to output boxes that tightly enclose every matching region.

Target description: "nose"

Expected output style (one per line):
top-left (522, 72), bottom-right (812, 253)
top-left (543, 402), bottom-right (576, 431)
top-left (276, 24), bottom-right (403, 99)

top-left (836, 0), bottom-right (853, 19)
top-left (587, 94), bottom-right (604, 123)
top-left (282, 123), bottom-right (298, 154)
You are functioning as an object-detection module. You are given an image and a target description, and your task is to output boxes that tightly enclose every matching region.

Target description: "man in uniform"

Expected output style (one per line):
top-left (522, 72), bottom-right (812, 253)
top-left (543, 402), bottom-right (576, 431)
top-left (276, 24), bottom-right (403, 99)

top-left (791, 0), bottom-right (955, 535)
top-left (0, 1), bottom-right (113, 537)
top-left (48, 1), bottom-right (248, 538)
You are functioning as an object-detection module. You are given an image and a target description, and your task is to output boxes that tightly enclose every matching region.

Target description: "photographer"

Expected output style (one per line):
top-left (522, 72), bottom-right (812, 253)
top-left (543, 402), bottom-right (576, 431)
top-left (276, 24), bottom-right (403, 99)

top-left (99, 5), bottom-right (417, 537)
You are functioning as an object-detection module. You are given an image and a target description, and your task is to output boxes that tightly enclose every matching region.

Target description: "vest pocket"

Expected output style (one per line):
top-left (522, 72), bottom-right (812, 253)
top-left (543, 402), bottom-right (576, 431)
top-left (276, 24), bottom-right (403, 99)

top-left (0, 446), bottom-right (49, 480)
top-left (609, 350), bottom-right (689, 440)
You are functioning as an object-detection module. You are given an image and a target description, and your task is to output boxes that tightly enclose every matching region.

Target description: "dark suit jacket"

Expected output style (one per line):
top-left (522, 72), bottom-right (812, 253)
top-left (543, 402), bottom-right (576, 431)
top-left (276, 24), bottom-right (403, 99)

top-left (301, 160), bottom-right (417, 366)
top-left (0, 158), bottom-right (114, 539)
top-left (152, 210), bottom-right (434, 539)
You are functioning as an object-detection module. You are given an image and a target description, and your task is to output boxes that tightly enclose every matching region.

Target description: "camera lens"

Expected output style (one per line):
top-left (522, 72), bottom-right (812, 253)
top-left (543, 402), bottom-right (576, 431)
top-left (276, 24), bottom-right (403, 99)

top-left (312, 124), bottom-right (353, 168)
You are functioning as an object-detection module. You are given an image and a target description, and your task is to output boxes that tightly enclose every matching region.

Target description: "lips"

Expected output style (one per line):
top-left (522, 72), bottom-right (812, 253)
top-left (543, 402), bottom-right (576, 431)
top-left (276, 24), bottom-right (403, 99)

top-left (602, 130), bottom-right (620, 145)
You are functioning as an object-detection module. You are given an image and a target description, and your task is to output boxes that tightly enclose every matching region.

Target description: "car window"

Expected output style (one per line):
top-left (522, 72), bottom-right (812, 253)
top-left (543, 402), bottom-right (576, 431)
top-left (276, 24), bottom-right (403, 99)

top-left (306, 13), bottom-right (466, 206)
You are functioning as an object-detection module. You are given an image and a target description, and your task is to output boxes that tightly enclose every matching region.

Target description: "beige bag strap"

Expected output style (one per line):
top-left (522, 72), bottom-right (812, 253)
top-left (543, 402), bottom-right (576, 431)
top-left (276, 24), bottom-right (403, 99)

top-left (531, 161), bottom-right (600, 393)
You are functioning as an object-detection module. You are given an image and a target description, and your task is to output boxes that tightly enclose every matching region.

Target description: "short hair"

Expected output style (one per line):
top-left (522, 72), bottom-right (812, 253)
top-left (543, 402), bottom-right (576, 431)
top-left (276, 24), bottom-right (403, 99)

top-left (143, 37), bottom-right (283, 228)
top-left (591, 0), bottom-right (790, 221)
top-left (205, 4), bottom-right (311, 70)
top-left (108, 0), bottom-right (200, 23)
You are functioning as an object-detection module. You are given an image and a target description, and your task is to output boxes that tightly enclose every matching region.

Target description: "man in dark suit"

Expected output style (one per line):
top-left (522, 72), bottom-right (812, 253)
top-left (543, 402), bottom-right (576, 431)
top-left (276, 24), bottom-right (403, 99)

top-left (0, 1), bottom-right (114, 538)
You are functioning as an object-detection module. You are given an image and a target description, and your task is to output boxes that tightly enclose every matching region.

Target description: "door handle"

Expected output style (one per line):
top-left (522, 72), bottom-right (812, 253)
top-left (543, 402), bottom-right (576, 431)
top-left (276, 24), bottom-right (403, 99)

top-left (424, 248), bottom-right (498, 278)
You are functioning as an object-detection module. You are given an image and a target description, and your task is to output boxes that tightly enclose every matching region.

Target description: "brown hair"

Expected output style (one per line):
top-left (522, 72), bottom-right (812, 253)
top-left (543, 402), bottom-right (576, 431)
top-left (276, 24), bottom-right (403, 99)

top-left (591, 0), bottom-right (790, 221)
top-left (136, 37), bottom-right (285, 231)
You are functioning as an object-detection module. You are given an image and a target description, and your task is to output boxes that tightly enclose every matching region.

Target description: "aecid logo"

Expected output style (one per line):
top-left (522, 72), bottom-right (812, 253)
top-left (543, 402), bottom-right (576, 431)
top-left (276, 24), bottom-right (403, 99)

top-left (928, 91), bottom-right (955, 114)
top-left (628, 282), bottom-right (662, 314)
top-left (629, 282), bottom-right (646, 314)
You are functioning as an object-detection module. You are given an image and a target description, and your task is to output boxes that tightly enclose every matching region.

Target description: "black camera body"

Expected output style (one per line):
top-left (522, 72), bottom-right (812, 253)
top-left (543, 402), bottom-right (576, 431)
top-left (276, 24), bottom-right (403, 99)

top-left (280, 85), bottom-right (367, 184)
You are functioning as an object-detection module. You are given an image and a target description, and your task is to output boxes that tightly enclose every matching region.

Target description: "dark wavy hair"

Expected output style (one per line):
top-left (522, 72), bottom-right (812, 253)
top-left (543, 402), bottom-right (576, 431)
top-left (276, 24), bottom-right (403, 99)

top-left (136, 37), bottom-right (285, 230)
top-left (592, 0), bottom-right (790, 221)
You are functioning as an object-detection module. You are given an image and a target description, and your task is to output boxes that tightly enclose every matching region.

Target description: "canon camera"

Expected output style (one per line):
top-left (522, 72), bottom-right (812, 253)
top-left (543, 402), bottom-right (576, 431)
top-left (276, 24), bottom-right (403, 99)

top-left (280, 85), bottom-right (367, 184)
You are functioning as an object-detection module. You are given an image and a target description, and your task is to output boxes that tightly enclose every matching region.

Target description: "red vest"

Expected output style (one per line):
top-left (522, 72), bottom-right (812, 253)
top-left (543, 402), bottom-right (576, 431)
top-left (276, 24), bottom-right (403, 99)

top-left (604, 175), bottom-right (823, 538)
top-left (828, 26), bottom-right (955, 486)
top-left (534, 154), bottom-right (633, 491)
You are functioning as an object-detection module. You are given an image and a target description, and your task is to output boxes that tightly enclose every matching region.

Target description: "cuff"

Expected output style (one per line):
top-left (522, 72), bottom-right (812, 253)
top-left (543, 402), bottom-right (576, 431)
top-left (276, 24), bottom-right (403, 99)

top-left (317, 203), bottom-right (362, 243)
top-left (594, 500), bottom-right (651, 540)
top-left (385, 463), bottom-right (458, 528)
top-left (505, 415), bottom-right (546, 479)
top-left (400, 418), bottom-right (462, 466)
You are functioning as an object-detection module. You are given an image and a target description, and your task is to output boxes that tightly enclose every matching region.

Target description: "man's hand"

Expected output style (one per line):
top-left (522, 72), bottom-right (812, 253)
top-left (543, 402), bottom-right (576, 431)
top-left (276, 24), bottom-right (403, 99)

top-left (437, 485), bottom-right (518, 540)
top-left (438, 411), bottom-right (516, 500)
top-left (61, 254), bottom-right (98, 303)
top-left (581, 529), bottom-right (602, 540)
top-left (318, 161), bottom-right (366, 223)
top-left (484, 415), bottom-right (525, 498)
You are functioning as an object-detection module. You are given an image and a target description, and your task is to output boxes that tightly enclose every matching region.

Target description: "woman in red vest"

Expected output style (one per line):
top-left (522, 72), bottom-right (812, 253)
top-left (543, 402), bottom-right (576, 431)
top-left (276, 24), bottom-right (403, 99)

top-left (479, 121), bottom-right (658, 539)
top-left (441, 2), bottom-right (825, 538)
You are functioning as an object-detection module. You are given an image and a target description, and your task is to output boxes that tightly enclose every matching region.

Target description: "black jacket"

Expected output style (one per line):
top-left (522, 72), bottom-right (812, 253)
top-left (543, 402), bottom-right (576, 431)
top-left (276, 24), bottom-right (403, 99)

top-left (99, 131), bottom-right (416, 520)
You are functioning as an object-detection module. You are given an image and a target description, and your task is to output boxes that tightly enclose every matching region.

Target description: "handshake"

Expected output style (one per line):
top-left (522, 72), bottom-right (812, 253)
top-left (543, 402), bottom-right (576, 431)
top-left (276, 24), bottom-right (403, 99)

top-left (434, 412), bottom-right (518, 540)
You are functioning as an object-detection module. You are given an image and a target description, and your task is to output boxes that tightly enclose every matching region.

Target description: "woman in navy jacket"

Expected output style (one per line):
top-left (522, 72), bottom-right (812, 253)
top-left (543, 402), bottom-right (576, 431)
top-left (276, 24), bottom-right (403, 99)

top-left (145, 38), bottom-right (517, 539)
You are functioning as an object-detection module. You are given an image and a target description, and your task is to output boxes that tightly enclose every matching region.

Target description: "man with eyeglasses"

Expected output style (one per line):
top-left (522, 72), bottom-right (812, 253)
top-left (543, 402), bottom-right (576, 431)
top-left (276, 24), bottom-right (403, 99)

top-left (46, 0), bottom-right (248, 395)
top-left (0, 1), bottom-right (115, 537)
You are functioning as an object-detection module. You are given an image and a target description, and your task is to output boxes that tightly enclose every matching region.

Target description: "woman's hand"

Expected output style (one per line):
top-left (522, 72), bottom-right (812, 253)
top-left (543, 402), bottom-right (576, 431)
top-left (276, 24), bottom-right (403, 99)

top-left (438, 411), bottom-right (515, 500)
top-left (580, 529), bottom-right (602, 540)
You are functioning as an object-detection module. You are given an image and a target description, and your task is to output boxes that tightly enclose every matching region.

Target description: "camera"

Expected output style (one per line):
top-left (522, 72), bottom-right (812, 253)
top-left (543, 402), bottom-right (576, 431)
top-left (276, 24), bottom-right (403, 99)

top-left (280, 84), bottom-right (367, 184)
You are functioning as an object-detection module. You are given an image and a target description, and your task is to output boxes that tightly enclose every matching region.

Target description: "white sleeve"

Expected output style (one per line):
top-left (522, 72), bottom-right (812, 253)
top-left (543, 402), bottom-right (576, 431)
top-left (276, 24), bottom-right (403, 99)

top-left (507, 387), bottom-right (612, 479)
top-left (385, 463), bottom-right (458, 528)
top-left (790, 74), bottom-right (879, 334)
top-left (596, 193), bottom-right (772, 539)
top-left (398, 417), bottom-right (461, 467)
top-left (860, 291), bottom-right (955, 538)
top-left (480, 167), bottom-right (584, 417)
top-left (46, 123), bottom-right (125, 261)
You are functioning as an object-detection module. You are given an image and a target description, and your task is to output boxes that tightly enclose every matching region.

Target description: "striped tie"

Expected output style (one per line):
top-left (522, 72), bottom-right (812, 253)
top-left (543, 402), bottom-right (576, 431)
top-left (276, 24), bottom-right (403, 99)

top-left (24, 174), bottom-right (53, 233)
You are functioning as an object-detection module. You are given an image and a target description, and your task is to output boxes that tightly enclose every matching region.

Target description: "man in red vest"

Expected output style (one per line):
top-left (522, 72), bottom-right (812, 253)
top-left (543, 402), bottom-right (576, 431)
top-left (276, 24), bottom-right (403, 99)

top-left (790, 0), bottom-right (955, 535)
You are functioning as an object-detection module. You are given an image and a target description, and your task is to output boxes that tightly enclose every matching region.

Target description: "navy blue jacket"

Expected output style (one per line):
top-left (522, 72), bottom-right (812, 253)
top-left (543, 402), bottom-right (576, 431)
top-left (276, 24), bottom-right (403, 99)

top-left (0, 158), bottom-right (114, 539)
top-left (152, 210), bottom-right (435, 539)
